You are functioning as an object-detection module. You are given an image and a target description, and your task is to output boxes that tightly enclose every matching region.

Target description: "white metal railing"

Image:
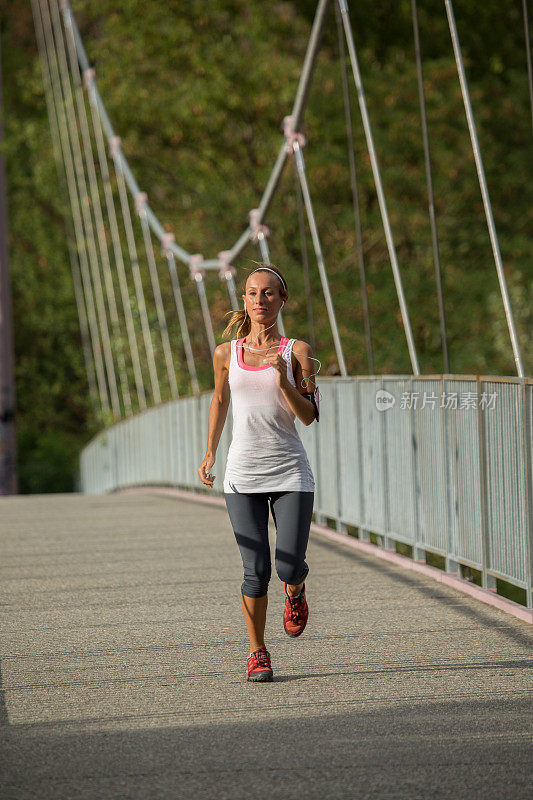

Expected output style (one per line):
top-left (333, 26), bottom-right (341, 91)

top-left (80, 375), bottom-right (533, 607)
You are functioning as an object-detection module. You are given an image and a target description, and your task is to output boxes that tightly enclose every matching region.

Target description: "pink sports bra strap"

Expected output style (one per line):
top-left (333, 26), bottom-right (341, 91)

top-left (235, 336), bottom-right (288, 372)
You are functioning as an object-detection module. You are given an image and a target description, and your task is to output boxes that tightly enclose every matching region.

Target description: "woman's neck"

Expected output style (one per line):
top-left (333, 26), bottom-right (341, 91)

top-left (246, 325), bottom-right (281, 344)
top-left (245, 324), bottom-right (281, 349)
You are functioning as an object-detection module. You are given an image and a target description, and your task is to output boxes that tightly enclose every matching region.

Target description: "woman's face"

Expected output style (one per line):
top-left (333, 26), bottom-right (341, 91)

top-left (243, 273), bottom-right (286, 322)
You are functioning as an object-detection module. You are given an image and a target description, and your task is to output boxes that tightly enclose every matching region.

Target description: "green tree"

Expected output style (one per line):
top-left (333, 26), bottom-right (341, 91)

top-left (1, 0), bottom-right (531, 492)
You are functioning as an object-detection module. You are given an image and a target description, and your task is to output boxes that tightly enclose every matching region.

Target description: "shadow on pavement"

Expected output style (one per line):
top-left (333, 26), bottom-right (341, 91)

top-left (1, 696), bottom-right (531, 799)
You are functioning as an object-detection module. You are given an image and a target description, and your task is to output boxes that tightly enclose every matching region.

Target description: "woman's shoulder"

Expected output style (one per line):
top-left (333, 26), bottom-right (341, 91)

top-left (290, 339), bottom-right (314, 359)
top-left (213, 341), bottom-right (232, 369)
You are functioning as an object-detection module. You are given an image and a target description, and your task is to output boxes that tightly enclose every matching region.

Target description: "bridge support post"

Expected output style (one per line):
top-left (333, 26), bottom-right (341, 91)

top-left (379, 376), bottom-right (393, 553)
top-left (336, 520), bottom-right (347, 534)
top-left (484, 573), bottom-right (497, 593)
top-left (524, 380), bottom-right (533, 609)
top-left (477, 376), bottom-right (495, 593)
top-left (410, 379), bottom-right (424, 563)
top-left (334, 382), bottom-right (346, 536)
top-left (445, 556), bottom-right (461, 576)
top-left (413, 545), bottom-right (426, 564)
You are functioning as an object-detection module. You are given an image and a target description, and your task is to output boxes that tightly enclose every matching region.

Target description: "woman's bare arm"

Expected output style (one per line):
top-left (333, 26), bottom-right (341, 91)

top-left (198, 343), bottom-right (231, 487)
top-left (286, 340), bottom-right (317, 425)
top-left (292, 339), bottom-right (316, 395)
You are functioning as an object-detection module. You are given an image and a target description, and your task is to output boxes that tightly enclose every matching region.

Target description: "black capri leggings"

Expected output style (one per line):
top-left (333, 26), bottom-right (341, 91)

top-left (224, 491), bottom-right (314, 598)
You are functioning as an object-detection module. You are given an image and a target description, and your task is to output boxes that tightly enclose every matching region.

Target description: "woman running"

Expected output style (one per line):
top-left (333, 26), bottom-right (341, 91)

top-left (197, 263), bottom-right (319, 682)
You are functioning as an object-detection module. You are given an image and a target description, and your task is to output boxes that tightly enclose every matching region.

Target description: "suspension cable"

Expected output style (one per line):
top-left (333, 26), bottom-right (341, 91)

top-left (523, 0), bottom-right (533, 133)
top-left (337, 0), bottom-right (420, 375)
top-left (202, 0), bottom-right (333, 268)
top-left (189, 256), bottom-right (217, 359)
top-left (62, 0), bottom-right (162, 406)
top-left (109, 137), bottom-right (161, 405)
top-left (59, 6), bottom-right (133, 415)
top-left (334, 0), bottom-right (374, 374)
top-left (82, 69), bottom-right (147, 411)
top-left (446, 0), bottom-right (524, 378)
top-left (60, 0), bottom-right (336, 362)
top-left (32, 0), bottom-right (110, 415)
top-left (29, 0), bottom-right (99, 418)
top-left (411, 0), bottom-right (449, 373)
top-left (293, 158), bottom-right (316, 356)
top-left (162, 234), bottom-right (200, 395)
top-left (135, 192), bottom-right (179, 399)
top-left (62, 1), bottom-right (189, 261)
top-left (286, 118), bottom-right (347, 376)
top-left (45, 0), bottom-right (121, 415)
top-left (218, 252), bottom-right (239, 313)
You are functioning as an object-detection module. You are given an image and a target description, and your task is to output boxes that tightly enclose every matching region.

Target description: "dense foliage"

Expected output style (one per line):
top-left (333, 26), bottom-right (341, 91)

top-left (1, 0), bottom-right (531, 492)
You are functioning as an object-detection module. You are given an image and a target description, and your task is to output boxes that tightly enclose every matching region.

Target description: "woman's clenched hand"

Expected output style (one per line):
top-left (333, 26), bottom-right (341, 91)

top-left (198, 453), bottom-right (216, 488)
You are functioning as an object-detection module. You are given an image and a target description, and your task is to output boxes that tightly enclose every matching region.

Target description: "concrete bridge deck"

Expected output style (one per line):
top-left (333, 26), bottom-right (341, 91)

top-left (0, 491), bottom-right (531, 799)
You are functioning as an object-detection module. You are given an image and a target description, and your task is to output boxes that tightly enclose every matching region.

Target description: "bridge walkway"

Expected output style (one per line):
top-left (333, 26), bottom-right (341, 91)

top-left (0, 492), bottom-right (531, 799)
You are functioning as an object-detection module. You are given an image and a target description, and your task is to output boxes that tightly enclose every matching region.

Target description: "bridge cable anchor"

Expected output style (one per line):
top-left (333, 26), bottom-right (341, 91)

top-left (108, 135), bottom-right (122, 159)
top-left (134, 191), bottom-right (148, 218)
top-left (189, 253), bottom-right (206, 282)
top-left (82, 67), bottom-right (95, 93)
top-left (161, 232), bottom-right (176, 259)
top-left (248, 209), bottom-right (270, 244)
top-left (282, 115), bottom-right (306, 154)
top-left (217, 251), bottom-right (237, 282)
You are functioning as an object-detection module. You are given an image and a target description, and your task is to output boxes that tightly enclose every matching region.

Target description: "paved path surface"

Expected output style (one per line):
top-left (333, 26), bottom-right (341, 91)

top-left (0, 492), bottom-right (532, 799)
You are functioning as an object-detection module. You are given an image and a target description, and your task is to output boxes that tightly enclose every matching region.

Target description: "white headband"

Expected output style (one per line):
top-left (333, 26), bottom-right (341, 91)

top-left (249, 267), bottom-right (287, 292)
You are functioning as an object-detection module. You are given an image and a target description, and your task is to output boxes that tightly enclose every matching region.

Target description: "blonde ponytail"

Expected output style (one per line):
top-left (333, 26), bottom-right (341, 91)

top-left (222, 308), bottom-right (251, 339)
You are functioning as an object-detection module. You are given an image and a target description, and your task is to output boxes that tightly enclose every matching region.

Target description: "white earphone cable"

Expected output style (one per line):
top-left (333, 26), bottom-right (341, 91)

top-left (237, 300), bottom-right (321, 393)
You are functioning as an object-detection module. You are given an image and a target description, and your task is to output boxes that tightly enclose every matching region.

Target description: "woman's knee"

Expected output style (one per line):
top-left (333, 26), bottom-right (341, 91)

top-left (241, 558), bottom-right (271, 597)
top-left (275, 558), bottom-right (308, 586)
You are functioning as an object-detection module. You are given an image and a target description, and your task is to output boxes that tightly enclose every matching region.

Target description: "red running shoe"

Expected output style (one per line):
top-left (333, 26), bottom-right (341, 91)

top-left (283, 582), bottom-right (309, 637)
top-left (247, 647), bottom-right (273, 682)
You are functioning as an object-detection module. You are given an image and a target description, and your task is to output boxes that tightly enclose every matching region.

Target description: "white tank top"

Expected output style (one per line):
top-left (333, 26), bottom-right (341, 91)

top-left (223, 336), bottom-right (315, 494)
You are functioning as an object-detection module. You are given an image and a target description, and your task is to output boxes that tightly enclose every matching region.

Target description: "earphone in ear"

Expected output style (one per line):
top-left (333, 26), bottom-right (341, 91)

top-left (280, 300), bottom-right (285, 309)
